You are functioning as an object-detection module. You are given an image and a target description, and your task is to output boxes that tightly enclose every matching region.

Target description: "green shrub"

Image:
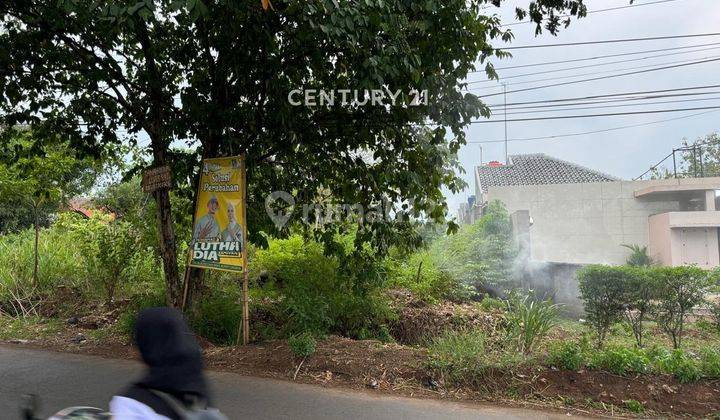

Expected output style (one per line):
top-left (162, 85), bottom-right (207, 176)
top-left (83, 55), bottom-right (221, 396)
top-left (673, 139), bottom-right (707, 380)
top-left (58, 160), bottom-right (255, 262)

top-left (588, 345), bottom-right (649, 375)
top-left (621, 244), bottom-right (654, 267)
top-left (426, 329), bottom-right (487, 386)
top-left (699, 347), bottom-right (720, 378)
top-left (577, 265), bottom-right (628, 347)
top-left (478, 296), bottom-right (506, 312)
top-left (621, 267), bottom-right (657, 348)
top-left (385, 250), bottom-right (462, 302)
top-left (288, 332), bottom-right (317, 359)
top-left (0, 215), bottom-right (95, 299)
top-left (191, 292), bottom-right (242, 346)
top-left (252, 235), bottom-right (340, 335)
top-left (624, 399), bottom-right (645, 414)
top-left (505, 291), bottom-right (559, 355)
top-left (710, 300), bottom-right (720, 331)
top-left (656, 349), bottom-right (700, 383)
top-left (375, 324), bottom-right (394, 343)
top-left (96, 220), bottom-right (140, 304)
top-left (695, 318), bottom-right (717, 333)
top-left (653, 266), bottom-right (712, 349)
top-left (430, 201), bottom-right (518, 293)
top-left (547, 341), bottom-right (584, 371)
top-left (0, 212), bottom-right (162, 316)
top-left (117, 291), bottom-right (166, 337)
top-left (251, 235), bottom-right (393, 339)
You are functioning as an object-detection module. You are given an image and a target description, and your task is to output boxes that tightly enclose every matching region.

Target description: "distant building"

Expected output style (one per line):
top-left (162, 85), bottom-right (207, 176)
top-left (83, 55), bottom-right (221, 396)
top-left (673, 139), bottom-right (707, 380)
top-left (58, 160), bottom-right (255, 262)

top-left (466, 153), bottom-right (720, 269)
top-left (65, 197), bottom-right (115, 220)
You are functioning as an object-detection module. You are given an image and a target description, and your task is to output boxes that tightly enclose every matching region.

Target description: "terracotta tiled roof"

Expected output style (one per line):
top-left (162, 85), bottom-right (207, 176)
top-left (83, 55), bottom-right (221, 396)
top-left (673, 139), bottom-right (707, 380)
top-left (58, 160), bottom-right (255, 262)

top-left (476, 153), bottom-right (619, 193)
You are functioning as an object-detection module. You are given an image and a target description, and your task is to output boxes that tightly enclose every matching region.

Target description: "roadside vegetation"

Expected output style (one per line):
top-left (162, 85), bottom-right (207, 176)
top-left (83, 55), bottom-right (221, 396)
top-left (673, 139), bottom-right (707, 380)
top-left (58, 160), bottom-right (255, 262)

top-left (1, 135), bottom-right (720, 417)
top-left (3, 0), bottom-right (719, 415)
top-left (2, 175), bottom-right (720, 416)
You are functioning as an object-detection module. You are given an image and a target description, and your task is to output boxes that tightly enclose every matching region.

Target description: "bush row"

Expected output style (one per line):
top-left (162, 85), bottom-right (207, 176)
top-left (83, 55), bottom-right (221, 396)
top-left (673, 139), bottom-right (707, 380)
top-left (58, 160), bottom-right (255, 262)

top-left (548, 340), bottom-right (720, 383)
top-left (577, 265), bottom-right (717, 348)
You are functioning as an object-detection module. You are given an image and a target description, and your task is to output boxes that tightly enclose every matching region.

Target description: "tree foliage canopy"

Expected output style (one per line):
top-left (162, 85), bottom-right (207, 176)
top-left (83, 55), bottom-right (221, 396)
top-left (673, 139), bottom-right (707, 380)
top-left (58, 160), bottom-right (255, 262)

top-left (1, 0), bottom-right (588, 300)
top-left (0, 129), bottom-right (99, 232)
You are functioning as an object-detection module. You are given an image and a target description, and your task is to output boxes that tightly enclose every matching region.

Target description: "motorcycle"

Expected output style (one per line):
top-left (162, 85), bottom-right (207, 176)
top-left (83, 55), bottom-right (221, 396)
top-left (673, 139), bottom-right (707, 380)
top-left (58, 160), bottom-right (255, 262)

top-left (21, 394), bottom-right (111, 420)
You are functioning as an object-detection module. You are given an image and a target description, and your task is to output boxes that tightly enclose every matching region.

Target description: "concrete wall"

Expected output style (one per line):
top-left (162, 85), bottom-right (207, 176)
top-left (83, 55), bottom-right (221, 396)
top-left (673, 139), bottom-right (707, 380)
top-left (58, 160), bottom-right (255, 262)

top-left (485, 178), bottom-right (717, 265)
top-left (520, 261), bottom-right (585, 317)
top-left (648, 212), bottom-right (673, 265)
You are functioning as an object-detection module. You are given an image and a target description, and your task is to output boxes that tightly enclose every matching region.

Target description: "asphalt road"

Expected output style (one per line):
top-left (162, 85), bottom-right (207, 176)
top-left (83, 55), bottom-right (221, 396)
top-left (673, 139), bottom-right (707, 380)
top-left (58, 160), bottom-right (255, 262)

top-left (0, 346), bottom-right (581, 420)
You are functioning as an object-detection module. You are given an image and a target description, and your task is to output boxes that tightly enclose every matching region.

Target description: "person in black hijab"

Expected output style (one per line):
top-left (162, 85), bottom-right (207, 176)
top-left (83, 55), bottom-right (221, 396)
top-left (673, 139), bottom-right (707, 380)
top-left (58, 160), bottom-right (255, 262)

top-left (109, 307), bottom-right (211, 419)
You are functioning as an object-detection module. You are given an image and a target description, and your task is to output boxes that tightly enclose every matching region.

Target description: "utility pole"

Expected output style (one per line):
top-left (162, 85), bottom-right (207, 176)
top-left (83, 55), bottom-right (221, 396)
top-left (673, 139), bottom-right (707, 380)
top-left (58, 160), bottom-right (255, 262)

top-left (503, 82), bottom-right (508, 164)
top-left (479, 145), bottom-right (483, 165)
top-left (672, 149), bottom-right (677, 179)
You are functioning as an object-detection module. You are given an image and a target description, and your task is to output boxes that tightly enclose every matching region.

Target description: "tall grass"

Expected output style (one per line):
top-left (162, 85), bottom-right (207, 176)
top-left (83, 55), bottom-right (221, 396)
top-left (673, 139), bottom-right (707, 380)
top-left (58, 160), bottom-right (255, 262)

top-left (0, 213), bottom-right (162, 315)
top-left (0, 227), bottom-right (91, 300)
top-left (505, 292), bottom-right (559, 355)
top-left (427, 329), bottom-right (488, 385)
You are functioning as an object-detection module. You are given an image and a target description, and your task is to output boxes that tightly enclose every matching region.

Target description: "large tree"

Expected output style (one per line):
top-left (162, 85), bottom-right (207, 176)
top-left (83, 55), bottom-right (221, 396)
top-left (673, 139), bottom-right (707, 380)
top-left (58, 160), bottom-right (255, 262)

top-left (1, 0), bottom-right (588, 306)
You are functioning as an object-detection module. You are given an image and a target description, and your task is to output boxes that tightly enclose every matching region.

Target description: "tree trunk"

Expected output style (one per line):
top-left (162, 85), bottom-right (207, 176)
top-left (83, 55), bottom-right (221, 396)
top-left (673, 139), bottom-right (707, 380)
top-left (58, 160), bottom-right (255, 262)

top-left (106, 274), bottom-right (118, 306)
top-left (147, 129), bottom-right (181, 307)
top-left (146, 138), bottom-right (181, 307)
top-left (184, 267), bottom-right (205, 314)
top-left (154, 187), bottom-right (181, 307)
top-left (135, 18), bottom-right (181, 307)
top-left (32, 208), bottom-right (39, 287)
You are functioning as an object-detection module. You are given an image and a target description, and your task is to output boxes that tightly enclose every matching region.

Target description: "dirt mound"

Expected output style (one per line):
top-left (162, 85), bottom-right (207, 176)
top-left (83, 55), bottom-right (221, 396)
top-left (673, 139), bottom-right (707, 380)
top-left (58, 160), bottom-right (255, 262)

top-left (205, 335), bottom-right (427, 391)
top-left (388, 290), bottom-right (506, 345)
top-left (531, 369), bottom-right (720, 417)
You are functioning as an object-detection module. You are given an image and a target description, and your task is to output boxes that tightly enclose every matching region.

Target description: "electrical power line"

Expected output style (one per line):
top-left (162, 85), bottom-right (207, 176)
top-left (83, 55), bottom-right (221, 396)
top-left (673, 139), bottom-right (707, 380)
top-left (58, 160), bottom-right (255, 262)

top-left (487, 91), bottom-right (720, 111)
top-left (498, 96), bottom-right (720, 116)
top-left (466, 109), bottom-right (719, 144)
top-left (497, 32), bottom-right (720, 50)
top-left (469, 105), bottom-right (720, 124)
top-left (468, 45), bottom-right (720, 84)
top-left (483, 84), bottom-right (720, 108)
top-left (502, 0), bottom-right (681, 27)
top-left (476, 57), bottom-right (720, 98)
top-left (479, 41), bottom-right (720, 71)
top-left (469, 54), bottom-right (720, 90)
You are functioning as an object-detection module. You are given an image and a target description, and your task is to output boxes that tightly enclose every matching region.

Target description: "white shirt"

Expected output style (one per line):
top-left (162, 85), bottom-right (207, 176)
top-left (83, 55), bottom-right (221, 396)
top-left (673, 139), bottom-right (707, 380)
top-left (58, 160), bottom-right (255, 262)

top-left (109, 396), bottom-right (171, 420)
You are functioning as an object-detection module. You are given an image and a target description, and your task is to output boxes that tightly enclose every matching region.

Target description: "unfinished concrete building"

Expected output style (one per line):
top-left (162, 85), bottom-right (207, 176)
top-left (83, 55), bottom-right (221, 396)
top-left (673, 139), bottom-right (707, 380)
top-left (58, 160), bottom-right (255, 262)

top-left (461, 154), bottom-right (720, 313)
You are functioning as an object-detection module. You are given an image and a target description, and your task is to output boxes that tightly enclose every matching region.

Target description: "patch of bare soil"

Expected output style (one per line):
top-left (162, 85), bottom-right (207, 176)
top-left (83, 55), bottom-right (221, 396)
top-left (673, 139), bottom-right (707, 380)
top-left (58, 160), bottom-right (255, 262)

top-left (35, 285), bottom-right (131, 328)
top-left (533, 369), bottom-right (720, 418)
top-left (205, 336), bottom-right (430, 395)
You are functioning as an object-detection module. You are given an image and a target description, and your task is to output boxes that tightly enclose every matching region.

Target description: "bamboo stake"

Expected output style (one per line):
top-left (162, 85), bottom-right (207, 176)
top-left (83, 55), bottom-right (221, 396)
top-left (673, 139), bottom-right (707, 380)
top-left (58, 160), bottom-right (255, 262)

top-left (237, 155), bottom-right (250, 346)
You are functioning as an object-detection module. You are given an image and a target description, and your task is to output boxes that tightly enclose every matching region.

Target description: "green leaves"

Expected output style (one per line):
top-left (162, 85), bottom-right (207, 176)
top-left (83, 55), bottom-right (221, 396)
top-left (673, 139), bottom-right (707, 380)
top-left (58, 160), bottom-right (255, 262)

top-left (505, 291), bottom-right (559, 355)
top-left (0, 131), bottom-right (98, 212)
top-left (1, 0), bottom-right (592, 285)
top-left (579, 264), bottom-right (715, 349)
top-left (185, 0), bottom-right (209, 20)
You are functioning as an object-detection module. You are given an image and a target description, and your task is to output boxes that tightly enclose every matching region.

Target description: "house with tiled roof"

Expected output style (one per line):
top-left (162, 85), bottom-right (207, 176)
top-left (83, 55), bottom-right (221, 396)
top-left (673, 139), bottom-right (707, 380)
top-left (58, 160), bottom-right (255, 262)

top-left (461, 153), bottom-right (720, 269)
top-left (473, 154), bottom-right (618, 203)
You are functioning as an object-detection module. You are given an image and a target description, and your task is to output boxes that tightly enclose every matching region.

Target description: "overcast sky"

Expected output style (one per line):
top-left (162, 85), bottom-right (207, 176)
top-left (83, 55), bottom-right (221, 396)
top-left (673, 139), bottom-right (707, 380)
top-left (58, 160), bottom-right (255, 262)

top-left (447, 0), bottom-right (720, 214)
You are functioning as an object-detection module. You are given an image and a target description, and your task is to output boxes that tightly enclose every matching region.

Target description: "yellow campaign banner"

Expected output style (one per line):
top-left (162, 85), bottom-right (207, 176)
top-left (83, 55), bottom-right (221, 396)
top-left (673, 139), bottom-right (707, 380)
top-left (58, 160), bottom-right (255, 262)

top-left (189, 155), bottom-right (246, 272)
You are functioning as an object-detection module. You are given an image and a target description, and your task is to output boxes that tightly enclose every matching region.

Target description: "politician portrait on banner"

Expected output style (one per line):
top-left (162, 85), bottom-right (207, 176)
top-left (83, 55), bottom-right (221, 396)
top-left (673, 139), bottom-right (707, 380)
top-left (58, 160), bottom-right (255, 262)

top-left (189, 156), bottom-right (246, 272)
